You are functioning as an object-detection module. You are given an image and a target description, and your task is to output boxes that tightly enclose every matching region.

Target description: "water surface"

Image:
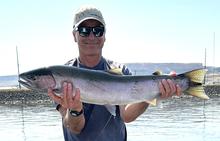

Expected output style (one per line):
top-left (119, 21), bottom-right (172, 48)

top-left (0, 96), bottom-right (219, 141)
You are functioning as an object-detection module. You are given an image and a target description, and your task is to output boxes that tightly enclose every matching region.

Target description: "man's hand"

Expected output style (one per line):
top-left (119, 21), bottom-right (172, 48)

top-left (159, 79), bottom-right (181, 99)
top-left (48, 82), bottom-right (82, 111)
top-left (48, 82), bottom-right (85, 134)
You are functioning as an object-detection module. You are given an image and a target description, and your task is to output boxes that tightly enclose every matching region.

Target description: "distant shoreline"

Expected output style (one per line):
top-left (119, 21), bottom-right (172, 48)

top-left (0, 88), bottom-right (51, 104)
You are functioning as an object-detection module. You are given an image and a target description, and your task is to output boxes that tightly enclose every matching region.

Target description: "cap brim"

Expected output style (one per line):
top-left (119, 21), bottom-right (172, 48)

top-left (73, 17), bottom-right (105, 29)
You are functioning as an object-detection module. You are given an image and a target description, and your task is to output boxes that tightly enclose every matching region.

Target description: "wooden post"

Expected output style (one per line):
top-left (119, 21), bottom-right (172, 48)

top-left (213, 32), bottom-right (215, 84)
top-left (16, 46), bottom-right (21, 89)
top-left (204, 48), bottom-right (207, 84)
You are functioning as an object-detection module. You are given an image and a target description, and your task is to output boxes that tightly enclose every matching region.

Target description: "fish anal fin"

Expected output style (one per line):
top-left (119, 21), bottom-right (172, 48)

top-left (146, 98), bottom-right (157, 106)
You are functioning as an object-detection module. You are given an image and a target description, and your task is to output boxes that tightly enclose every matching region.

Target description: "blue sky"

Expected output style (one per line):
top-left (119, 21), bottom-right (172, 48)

top-left (0, 0), bottom-right (219, 75)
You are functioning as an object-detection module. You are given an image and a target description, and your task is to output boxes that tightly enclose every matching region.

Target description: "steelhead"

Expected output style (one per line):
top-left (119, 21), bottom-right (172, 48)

top-left (19, 65), bottom-right (209, 105)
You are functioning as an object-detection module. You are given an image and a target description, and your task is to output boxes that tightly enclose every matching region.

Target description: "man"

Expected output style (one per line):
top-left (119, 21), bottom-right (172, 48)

top-left (48, 5), bottom-right (181, 141)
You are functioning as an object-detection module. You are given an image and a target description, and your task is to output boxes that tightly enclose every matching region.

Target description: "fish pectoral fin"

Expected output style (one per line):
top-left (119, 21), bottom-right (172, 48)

top-left (146, 98), bottom-right (157, 106)
top-left (185, 86), bottom-right (209, 100)
top-left (107, 68), bottom-right (123, 75)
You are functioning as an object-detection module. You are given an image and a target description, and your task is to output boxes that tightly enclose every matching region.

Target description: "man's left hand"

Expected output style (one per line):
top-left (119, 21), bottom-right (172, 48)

top-left (159, 79), bottom-right (181, 99)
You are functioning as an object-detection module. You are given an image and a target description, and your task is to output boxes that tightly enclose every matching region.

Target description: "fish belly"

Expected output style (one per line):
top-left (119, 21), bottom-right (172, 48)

top-left (75, 79), bottom-right (160, 105)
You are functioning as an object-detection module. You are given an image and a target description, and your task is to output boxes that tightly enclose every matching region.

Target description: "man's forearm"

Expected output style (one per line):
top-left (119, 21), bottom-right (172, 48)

top-left (63, 110), bottom-right (85, 134)
top-left (121, 102), bottom-right (149, 123)
top-left (58, 106), bottom-right (85, 134)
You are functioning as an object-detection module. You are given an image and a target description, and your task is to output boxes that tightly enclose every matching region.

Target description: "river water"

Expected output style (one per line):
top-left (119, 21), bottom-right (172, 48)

top-left (0, 96), bottom-right (219, 141)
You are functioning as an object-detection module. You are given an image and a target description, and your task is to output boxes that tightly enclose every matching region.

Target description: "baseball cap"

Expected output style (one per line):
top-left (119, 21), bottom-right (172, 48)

top-left (73, 5), bottom-right (105, 30)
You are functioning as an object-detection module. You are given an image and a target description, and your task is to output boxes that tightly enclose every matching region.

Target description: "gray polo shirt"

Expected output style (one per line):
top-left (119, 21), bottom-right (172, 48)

top-left (62, 57), bottom-right (131, 141)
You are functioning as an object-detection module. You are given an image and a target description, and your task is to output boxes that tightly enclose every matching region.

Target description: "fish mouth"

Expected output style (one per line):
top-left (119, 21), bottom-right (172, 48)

top-left (18, 78), bottom-right (46, 93)
top-left (18, 76), bottom-right (41, 91)
top-left (18, 78), bottom-right (34, 90)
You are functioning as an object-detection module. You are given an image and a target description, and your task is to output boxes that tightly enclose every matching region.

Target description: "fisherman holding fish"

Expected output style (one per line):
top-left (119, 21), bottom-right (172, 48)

top-left (45, 5), bottom-right (182, 141)
top-left (46, 5), bottom-right (182, 141)
top-left (18, 4), bottom-right (209, 141)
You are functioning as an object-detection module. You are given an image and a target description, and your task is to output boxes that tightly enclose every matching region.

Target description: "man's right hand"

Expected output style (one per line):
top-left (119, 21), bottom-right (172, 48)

top-left (48, 82), bottom-right (85, 134)
top-left (48, 82), bottom-right (83, 112)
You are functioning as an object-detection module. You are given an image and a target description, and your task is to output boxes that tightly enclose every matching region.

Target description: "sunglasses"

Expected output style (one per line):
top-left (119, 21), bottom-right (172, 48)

top-left (76, 26), bottom-right (105, 37)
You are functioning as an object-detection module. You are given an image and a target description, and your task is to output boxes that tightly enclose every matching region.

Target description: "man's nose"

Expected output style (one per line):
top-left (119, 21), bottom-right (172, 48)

top-left (88, 31), bottom-right (95, 40)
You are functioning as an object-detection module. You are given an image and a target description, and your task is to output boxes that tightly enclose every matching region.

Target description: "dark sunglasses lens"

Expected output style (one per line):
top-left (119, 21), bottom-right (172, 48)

top-left (78, 26), bottom-right (104, 37)
top-left (93, 27), bottom-right (104, 37)
top-left (78, 27), bottom-right (91, 37)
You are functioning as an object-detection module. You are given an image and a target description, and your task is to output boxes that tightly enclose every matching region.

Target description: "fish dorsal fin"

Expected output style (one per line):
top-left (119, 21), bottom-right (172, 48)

top-left (107, 68), bottom-right (123, 75)
top-left (152, 70), bottom-right (162, 75)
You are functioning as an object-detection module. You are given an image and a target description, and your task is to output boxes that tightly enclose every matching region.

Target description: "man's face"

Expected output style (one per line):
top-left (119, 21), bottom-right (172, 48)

top-left (73, 19), bottom-right (106, 57)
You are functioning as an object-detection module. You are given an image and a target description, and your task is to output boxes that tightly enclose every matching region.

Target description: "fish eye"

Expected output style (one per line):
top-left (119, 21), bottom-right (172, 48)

top-left (27, 75), bottom-right (36, 80)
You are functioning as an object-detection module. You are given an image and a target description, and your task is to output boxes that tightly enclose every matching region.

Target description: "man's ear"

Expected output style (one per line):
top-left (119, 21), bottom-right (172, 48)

top-left (72, 31), bottom-right (77, 42)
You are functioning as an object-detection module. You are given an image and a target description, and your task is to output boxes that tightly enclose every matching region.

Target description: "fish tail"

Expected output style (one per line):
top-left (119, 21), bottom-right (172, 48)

top-left (185, 86), bottom-right (209, 99)
top-left (184, 69), bottom-right (209, 100)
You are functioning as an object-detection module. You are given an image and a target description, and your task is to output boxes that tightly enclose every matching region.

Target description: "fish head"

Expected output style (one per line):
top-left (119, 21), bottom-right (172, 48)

top-left (19, 68), bottom-right (56, 91)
